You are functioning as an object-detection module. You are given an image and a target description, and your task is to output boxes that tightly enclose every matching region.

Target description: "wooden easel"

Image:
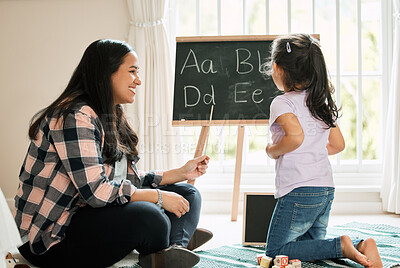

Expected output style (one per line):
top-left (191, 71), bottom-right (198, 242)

top-left (188, 124), bottom-right (246, 222)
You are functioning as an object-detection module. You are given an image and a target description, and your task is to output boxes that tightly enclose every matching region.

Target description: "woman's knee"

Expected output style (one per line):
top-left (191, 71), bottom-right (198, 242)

top-left (128, 201), bottom-right (170, 226)
top-left (183, 184), bottom-right (202, 203)
top-left (125, 202), bottom-right (171, 245)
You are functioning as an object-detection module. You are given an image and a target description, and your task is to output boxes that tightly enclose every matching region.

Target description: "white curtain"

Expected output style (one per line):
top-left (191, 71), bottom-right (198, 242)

top-left (125, 0), bottom-right (181, 171)
top-left (381, 0), bottom-right (400, 214)
top-left (0, 188), bottom-right (22, 268)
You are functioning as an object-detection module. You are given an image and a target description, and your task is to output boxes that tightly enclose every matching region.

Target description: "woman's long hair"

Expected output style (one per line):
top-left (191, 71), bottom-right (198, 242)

top-left (262, 33), bottom-right (339, 128)
top-left (28, 39), bottom-right (138, 163)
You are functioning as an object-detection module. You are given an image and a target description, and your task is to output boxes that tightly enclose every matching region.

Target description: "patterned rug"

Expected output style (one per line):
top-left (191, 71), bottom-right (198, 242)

top-left (123, 222), bottom-right (400, 268)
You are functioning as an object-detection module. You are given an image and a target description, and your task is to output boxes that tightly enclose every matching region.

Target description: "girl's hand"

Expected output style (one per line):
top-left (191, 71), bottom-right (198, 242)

top-left (182, 155), bottom-right (210, 181)
top-left (266, 143), bottom-right (279, 159)
top-left (161, 190), bottom-right (190, 218)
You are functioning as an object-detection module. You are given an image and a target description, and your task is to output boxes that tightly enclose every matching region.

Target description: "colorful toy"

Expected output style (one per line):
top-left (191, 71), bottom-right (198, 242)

top-left (290, 259), bottom-right (301, 268)
top-left (260, 255), bottom-right (273, 268)
top-left (274, 255), bottom-right (289, 266)
top-left (257, 254), bottom-right (264, 265)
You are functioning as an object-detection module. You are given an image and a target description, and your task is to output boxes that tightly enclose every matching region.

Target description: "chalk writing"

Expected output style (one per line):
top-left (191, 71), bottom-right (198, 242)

top-left (173, 38), bottom-right (280, 123)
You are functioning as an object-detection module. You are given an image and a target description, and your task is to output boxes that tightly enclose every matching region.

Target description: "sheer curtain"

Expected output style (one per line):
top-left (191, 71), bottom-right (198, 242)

top-left (381, 0), bottom-right (400, 214)
top-left (125, 0), bottom-right (180, 170)
top-left (0, 188), bottom-right (21, 268)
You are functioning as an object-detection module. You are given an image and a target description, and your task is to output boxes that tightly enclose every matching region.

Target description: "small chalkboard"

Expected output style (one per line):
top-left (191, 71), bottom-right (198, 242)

top-left (173, 35), bottom-right (281, 126)
top-left (242, 192), bottom-right (277, 245)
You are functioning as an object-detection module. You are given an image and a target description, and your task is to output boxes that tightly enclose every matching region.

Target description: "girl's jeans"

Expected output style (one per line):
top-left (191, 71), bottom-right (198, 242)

top-left (265, 187), bottom-right (360, 261)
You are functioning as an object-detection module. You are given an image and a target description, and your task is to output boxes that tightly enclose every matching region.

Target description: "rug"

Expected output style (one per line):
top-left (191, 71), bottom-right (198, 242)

top-left (122, 222), bottom-right (400, 268)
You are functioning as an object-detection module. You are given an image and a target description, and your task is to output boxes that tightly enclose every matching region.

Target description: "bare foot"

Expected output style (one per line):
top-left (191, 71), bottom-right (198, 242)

top-left (341, 235), bottom-right (372, 267)
top-left (357, 238), bottom-right (383, 268)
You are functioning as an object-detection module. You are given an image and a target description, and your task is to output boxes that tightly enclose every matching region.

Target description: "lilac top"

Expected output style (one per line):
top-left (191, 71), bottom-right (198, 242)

top-left (269, 91), bottom-right (334, 198)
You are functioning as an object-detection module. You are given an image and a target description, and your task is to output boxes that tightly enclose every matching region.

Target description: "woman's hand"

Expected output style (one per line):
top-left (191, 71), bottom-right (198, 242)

top-left (160, 155), bottom-right (210, 185)
top-left (266, 143), bottom-right (279, 159)
top-left (182, 155), bottom-right (210, 181)
top-left (161, 190), bottom-right (190, 218)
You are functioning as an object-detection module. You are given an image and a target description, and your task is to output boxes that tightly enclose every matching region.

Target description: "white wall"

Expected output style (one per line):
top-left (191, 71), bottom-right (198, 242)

top-left (0, 0), bottom-right (130, 207)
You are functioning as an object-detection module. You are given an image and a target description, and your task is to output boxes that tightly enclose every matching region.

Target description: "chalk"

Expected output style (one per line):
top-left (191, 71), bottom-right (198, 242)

top-left (203, 105), bottom-right (214, 155)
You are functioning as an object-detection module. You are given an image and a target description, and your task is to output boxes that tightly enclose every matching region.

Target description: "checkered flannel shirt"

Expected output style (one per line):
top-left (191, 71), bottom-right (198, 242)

top-left (14, 104), bottom-right (163, 255)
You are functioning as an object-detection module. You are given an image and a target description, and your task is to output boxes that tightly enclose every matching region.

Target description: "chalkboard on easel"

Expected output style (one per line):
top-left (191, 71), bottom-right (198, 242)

top-left (172, 35), bottom-right (281, 126)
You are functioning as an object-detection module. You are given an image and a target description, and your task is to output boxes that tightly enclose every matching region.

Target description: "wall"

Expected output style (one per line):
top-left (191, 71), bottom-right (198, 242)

top-left (0, 0), bottom-right (130, 208)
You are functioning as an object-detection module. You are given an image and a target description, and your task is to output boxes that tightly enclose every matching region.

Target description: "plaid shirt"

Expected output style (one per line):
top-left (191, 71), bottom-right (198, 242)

top-left (14, 104), bottom-right (163, 255)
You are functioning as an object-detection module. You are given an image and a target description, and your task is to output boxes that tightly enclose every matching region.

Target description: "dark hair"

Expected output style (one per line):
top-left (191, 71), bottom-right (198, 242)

top-left (263, 33), bottom-right (339, 128)
top-left (28, 39), bottom-right (138, 163)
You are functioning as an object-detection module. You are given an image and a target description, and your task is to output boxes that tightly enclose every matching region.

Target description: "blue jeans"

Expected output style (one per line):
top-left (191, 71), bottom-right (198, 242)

top-left (19, 183), bottom-right (201, 268)
top-left (265, 187), bottom-right (343, 261)
top-left (160, 183), bottom-right (202, 246)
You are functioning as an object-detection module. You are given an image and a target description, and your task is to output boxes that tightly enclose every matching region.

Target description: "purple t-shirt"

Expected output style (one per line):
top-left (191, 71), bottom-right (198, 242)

top-left (269, 91), bottom-right (334, 198)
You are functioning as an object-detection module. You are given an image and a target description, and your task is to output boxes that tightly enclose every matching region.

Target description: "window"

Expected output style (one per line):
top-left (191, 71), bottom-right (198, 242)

top-left (169, 0), bottom-right (389, 184)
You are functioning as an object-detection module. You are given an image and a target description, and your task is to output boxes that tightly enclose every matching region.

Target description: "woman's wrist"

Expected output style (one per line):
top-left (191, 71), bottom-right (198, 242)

top-left (177, 166), bottom-right (189, 181)
top-left (161, 168), bottom-right (186, 185)
top-left (130, 189), bottom-right (159, 203)
top-left (155, 189), bottom-right (163, 208)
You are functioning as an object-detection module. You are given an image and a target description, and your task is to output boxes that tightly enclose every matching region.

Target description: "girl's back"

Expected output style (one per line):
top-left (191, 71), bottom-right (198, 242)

top-left (269, 90), bottom-right (333, 198)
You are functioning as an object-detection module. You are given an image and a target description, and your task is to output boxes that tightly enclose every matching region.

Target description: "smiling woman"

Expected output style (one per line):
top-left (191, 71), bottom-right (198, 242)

top-left (111, 51), bottom-right (141, 105)
top-left (14, 39), bottom-right (212, 268)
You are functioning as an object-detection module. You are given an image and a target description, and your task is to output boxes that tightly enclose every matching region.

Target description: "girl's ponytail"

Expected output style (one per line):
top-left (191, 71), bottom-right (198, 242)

top-left (306, 43), bottom-right (339, 128)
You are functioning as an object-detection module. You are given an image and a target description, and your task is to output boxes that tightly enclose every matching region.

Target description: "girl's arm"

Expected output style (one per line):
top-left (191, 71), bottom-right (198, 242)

top-left (266, 113), bottom-right (304, 159)
top-left (326, 124), bottom-right (345, 155)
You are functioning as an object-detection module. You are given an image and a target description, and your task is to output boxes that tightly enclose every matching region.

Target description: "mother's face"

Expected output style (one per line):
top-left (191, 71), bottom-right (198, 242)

top-left (111, 51), bottom-right (142, 105)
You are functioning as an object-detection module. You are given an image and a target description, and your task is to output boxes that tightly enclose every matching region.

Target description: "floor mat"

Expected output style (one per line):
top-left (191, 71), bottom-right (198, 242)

top-left (123, 222), bottom-right (400, 268)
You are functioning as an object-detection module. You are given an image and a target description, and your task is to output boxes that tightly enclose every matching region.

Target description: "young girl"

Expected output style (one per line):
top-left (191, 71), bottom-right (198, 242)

top-left (264, 34), bottom-right (382, 267)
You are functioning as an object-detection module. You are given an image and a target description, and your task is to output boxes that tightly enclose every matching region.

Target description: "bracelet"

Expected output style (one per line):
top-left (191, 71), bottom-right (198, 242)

top-left (155, 189), bottom-right (163, 209)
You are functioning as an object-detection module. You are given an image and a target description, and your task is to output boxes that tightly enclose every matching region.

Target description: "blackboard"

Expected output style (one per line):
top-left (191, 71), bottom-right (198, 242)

top-left (172, 35), bottom-right (281, 126)
top-left (242, 193), bottom-right (277, 245)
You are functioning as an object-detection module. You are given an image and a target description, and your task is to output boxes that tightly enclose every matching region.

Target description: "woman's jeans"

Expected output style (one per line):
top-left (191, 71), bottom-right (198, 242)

top-left (19, 183), bottom-right (201, 268)
top-left (266, 187), bottom-right (345, 261)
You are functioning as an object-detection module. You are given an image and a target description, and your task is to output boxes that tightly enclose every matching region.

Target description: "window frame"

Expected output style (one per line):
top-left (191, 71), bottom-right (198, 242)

top-left (166, 0), bottom-right (393, 186)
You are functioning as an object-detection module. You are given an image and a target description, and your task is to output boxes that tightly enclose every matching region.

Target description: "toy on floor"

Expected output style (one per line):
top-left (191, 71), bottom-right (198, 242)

top-left (257, 254), bottom-right (273, 268)
top-left (256, 254), bottom-right (301, 268)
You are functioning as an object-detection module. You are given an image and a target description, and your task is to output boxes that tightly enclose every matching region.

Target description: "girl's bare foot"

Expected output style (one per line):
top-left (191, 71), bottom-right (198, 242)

top-left (341, 235), bottom-right (372, 267)
top-left (357, 238), bottom-right (383, 268)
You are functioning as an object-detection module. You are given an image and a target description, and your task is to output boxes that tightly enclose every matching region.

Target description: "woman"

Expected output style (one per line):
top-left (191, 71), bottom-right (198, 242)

top-left (14, 39), bottom-right (212, 268)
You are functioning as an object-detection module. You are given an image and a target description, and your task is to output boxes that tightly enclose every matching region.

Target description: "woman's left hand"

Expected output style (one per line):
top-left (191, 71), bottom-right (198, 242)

top-left (182, 155), bottom-right (210, 181)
